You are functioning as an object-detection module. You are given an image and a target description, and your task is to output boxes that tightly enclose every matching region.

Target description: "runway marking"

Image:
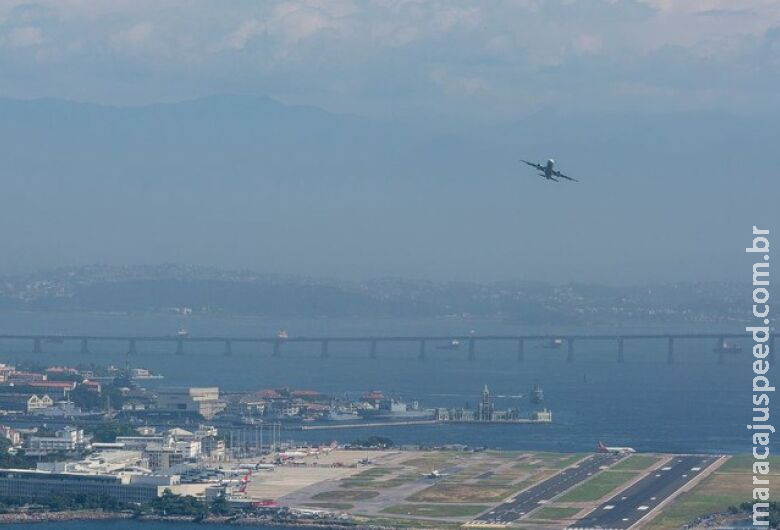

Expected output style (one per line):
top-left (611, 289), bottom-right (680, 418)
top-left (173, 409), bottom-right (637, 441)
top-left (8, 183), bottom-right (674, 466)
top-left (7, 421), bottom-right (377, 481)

top-left (603, 505), bottom-right (615, 510)
top-left (661, 466), bottom-right (671, 471)
top-left (638, 505), bottom-right (649, 511)
top-left (691, 467), bottom-right (701, 471)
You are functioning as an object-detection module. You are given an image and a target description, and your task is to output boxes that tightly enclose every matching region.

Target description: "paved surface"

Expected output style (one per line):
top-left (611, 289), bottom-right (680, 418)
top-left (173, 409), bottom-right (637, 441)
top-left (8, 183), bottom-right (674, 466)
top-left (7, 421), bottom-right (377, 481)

top-left (474, 453), bottom-right (622, 524)
top-left (569, 455), bottom-right (718, 530)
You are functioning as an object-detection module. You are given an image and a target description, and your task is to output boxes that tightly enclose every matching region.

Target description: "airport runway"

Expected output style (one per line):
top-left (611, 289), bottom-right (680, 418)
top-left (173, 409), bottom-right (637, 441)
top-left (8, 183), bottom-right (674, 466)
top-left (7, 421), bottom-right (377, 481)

top-left (474, 453), bottom-right (622, 524)
top-left (569, 455), bottom-right (718, 530)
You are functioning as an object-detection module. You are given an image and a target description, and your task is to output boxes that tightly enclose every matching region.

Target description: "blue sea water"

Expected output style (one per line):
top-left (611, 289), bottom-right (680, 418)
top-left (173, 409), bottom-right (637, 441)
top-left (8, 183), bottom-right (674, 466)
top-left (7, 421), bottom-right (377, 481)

top-left (0, 311), bottom-right (766, 454)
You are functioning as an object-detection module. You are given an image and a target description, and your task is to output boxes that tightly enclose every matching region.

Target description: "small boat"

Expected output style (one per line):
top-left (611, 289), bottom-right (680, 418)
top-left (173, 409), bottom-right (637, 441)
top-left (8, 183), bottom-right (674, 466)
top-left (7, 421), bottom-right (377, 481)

top-left (277, 329), bottom-right (289, 340)
top-left (176, 327), bottom-right (189, 338)
top-left (542, 338), bottom-right (564, 349)
top-left (713, 341), bottom-right (742, 353)
top-left (130, 368), bottom-right (164, 380)
top-left (530, 383), bottom-right (544, 404)
top-left (436, 339), bottom-right (461, 350)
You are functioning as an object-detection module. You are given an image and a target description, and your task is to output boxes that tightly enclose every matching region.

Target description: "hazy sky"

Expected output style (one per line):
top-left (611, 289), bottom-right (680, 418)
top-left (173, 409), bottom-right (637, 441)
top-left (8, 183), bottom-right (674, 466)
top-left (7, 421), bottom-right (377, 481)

top-left (0, 1), bottom-right (778, 284)
top-left (2, 1), bottom-right (780, 123)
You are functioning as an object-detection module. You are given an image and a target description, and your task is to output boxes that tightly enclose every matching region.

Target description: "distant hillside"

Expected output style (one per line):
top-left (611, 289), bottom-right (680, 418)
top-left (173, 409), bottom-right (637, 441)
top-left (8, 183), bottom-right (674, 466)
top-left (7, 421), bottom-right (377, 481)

top-left (0, 265), bottom-right (752, 325)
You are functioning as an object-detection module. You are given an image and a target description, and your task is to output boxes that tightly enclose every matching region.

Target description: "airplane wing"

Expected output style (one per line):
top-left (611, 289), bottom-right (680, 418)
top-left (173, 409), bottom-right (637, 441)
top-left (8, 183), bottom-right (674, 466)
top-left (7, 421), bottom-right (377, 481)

top-left (552, 170), bottom-right (578, 182)
top-left (521, 160), bottom-right (545, 171)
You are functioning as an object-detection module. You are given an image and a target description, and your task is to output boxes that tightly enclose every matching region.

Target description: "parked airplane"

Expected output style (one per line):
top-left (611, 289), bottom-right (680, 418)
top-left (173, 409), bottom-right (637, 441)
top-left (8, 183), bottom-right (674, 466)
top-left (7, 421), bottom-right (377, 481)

top-left (423, 469), bottom-right (450, 479)
top-left (521, 159), bottom-right (578, 182)
top-left (597, 441), bottom-right (636, 454)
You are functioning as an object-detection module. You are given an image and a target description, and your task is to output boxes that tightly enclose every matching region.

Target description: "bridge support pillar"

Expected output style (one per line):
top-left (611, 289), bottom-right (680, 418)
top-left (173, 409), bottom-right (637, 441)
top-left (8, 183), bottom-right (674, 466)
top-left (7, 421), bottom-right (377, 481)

top-left (617, 337), bottom-right (624, 363)
top-left (224, 340), bottom-right (233, 356)
top-left (320, 340), bottom-right (329, 359)
top-left (418, 340), bottom-right (427, 360)
top-left (128, 339), bottom-right (137, 355)
top-left (467, 339), bottom-right (476, 361)
top-left (370, 340), bottom-right (377, 359)
top-left (517, 338), bottom-right (525, 362)
top-left (33, 338), bottom-right (42, 354)
top-left (667, 337), bottom-right (675, 364)
top-left (566, 339), bottom-right (575, 363)
top-left (80, 338), bottom-right (90, 355)
top-left (176, 339), bottom-right (184, 355)
top-left (272, 341), bottom-right (281, 357)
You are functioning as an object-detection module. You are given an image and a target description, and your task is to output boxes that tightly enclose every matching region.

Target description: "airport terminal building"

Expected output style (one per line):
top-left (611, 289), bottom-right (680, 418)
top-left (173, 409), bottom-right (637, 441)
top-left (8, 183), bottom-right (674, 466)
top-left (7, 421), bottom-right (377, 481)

top-left (0, 469), bottom-right (175, 504)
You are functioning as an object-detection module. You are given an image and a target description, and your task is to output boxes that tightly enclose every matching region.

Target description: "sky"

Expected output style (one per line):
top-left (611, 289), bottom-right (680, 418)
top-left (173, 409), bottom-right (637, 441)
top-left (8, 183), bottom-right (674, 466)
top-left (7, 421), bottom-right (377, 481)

top-left (2, 0), bottom-right (780, 123)
top-left (0, 1), bottom-right (778, 284)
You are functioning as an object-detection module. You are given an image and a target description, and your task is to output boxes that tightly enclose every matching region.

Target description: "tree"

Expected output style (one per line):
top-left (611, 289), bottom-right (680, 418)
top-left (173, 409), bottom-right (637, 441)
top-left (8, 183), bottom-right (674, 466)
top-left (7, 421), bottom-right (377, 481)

top-left (89, 422), bottom-right (138, 443)
top-left (210, 494), bottom-right (230, 516)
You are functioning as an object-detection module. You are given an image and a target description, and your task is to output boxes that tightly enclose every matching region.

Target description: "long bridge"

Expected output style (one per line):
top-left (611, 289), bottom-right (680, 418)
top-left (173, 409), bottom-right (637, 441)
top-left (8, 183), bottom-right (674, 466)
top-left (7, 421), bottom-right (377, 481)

top-left (0, 332), bottom-right (770, 364)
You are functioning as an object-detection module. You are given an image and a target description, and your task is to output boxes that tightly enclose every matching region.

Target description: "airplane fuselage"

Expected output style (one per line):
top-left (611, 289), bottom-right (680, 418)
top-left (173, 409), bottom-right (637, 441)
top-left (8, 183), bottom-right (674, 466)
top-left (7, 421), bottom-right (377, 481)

top-left (521, 157), bottom-right (576, 182)
top-left (544, 159), bottom-right (555, 179)
top-left (597, 441), bottom-right (636, 454)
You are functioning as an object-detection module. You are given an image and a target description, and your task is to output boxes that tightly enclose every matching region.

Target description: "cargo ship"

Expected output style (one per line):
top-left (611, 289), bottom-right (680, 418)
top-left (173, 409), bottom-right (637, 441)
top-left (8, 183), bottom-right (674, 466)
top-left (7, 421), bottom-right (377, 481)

top-left (357, 392), bottom-right (434, 421)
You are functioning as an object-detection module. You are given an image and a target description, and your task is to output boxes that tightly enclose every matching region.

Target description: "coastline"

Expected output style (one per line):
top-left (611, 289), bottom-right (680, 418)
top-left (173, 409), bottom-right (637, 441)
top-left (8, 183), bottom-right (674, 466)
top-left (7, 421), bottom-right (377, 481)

top-left (0, 511), bottom-right (390, 529)
top-left (0, 511), bottom-right (133, 524)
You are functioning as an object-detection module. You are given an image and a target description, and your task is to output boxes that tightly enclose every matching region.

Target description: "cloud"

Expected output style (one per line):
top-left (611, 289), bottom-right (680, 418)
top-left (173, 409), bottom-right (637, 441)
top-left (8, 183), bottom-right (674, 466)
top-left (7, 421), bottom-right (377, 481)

top-left (0, 0), bottom-right (778, 120)
top-left (110, 22), bottom-right (153, 52)
top-left (222, 19), bottom-right (265, 51)
top-left (573, 33), bottom-right (603, 55)
top-left (429, 67), bottom-right (487, 96)
top-left (5, 26), bottom-right (44, 48)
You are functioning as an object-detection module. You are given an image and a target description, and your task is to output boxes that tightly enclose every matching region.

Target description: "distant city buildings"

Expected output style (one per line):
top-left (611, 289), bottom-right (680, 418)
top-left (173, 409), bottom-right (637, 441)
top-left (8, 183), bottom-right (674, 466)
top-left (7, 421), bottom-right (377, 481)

top-left (0, 393), bottom-right (54, 413)
top-left (0, 468), bottom-right (174, 504)
top-left (27, 426), bottom-right (86, 454)
top-left (156, 387), bottom-right (225, 419)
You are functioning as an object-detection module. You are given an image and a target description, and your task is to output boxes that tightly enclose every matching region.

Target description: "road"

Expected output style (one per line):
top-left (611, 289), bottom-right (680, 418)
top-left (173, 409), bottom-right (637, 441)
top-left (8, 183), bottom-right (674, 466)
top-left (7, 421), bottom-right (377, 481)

top-left (474, 453), bottom-right (622, 524)
top-left (569, 455), bottom-right (718, 530)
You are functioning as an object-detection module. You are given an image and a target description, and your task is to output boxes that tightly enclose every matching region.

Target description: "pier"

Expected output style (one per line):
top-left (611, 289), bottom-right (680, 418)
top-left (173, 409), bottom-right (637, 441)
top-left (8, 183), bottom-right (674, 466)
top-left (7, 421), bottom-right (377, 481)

top-left (0, 331), bottom-right (771, 363)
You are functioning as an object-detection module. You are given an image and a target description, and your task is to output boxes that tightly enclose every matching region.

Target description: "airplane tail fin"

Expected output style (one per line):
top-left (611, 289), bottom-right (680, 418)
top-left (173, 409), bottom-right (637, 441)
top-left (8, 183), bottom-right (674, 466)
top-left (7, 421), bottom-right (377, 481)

top-left (597, 441), bottom-right (607, 451)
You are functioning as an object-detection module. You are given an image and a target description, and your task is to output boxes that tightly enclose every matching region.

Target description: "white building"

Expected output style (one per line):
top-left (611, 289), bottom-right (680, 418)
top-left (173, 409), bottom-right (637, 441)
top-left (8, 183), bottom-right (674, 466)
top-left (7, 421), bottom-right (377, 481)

top-left (27, 426), bottom-right (86, 453)
top-left (156, 387), bottom-right (225, 419)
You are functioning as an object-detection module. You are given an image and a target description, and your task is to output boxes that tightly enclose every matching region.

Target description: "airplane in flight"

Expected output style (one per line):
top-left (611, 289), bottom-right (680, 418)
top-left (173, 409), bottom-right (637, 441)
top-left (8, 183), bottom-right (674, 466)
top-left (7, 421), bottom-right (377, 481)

top-left (521, 158), bottom-right (578, 182)
top-left (597, 441), bottom-right (636, 454)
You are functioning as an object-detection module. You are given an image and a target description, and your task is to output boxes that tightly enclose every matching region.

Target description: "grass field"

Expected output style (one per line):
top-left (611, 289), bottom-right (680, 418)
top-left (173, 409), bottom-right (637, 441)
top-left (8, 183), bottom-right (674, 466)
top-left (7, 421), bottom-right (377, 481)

top-left (611, 455), bottom-right (662, 471)
top-left (381, 503), bottom-right (490, 518)
top-left (359, 516), bottom-right (463, 529)
top-left (529, 506), bottom-right (583, 520)
top-left (512, 452), bottom-right (585, 471)
top-left (715, 455), bottom-right (780, 474)
top-left (352, 467), bottom-right (397, 478)
top-left (401, 454), bottom-right (460, 471)
top-left (643, 456), bottom-right (778, 530)
top-left (409, 483), bottom-right (515, 503)
top-left (557, 471), bottom-right (638, 502)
